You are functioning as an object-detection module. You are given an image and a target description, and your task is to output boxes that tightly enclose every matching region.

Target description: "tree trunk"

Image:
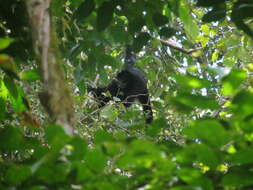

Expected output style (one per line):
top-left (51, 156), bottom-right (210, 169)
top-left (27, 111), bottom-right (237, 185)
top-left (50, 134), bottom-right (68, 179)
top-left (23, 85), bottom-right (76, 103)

top-left (25, 0), bottom-right (74, 135)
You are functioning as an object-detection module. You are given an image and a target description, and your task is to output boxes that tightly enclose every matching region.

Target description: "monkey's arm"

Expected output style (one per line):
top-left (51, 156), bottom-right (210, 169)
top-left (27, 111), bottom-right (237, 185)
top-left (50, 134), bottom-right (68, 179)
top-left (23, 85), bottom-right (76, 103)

top-left (88, 86), bottom-right (111, 107)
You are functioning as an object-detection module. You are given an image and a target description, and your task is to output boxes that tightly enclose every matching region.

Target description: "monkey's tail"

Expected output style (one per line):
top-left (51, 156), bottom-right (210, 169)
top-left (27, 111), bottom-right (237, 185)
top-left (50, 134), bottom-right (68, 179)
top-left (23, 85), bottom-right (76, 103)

top-left (142, 98), bottom-right (153, 124)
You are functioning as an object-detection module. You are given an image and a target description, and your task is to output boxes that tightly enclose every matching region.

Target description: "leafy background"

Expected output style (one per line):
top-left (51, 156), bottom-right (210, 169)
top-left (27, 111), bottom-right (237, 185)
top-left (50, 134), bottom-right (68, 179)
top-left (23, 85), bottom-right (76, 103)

top-left (1, 0), bottom-right (253, 189)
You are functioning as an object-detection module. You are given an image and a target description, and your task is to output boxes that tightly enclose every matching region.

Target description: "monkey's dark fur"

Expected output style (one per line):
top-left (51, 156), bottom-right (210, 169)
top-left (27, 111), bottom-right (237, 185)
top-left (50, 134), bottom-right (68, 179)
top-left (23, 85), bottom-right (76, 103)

top-left (89, 46), bottom-right (153, 124)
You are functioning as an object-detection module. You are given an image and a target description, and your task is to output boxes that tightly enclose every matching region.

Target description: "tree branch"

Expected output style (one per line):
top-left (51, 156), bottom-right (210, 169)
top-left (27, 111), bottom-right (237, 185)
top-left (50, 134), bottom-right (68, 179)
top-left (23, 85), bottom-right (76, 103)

top-left (156, 38), bottom-right (203, 54)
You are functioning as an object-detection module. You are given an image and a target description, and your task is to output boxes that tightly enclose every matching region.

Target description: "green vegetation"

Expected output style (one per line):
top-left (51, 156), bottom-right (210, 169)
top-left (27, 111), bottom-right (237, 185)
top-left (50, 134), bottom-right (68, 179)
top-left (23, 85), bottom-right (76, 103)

top-left (1, 0), bottom-right (253, 189)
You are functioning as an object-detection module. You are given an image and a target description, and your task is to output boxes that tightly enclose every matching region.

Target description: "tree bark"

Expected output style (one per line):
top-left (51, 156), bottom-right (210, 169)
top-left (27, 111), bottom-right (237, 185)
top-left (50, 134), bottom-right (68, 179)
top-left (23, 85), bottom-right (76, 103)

top-left (25, 0), bottom-right (74, 135)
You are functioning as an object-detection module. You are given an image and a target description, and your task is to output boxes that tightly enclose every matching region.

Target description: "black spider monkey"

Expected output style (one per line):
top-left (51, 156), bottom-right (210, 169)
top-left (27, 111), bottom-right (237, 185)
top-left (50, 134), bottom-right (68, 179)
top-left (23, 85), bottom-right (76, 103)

top-left (88, 45), bottom-right (153, 124)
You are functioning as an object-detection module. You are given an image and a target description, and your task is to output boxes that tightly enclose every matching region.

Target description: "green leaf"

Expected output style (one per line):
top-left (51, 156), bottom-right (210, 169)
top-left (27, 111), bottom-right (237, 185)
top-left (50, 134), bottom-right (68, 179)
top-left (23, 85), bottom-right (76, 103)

top-left (0, 125), bottom-right (25, 151)
top-left (159, 27), bottom-right (176, 38)
top-left (231, 2), bottom-right (253, 37)
top-left (97, 54), bottom-right (117, 67)
top-left (20, 70), bottom-right (40, 82)
top-left (176, 144), bottom-right (219, 169)
top-left (68, 137), bottom-right (87, 160)
top-left (96, 1), bottom-right (115, 31)
top-left (232, 90), bottom-right (253, 119)
top-left (170, 93), bottom-right (219, 113)
top-left (187, 94), bottom-right (219, 109)
top-left (8, 86), bottom-right (27, 113)
top-left (128, 17), bottom-right (145, 34)
top-left (170, 186), bottom-right (202, 190)
top-left (146, 118), bottom-right (167, 137)
top-left (176, 167), bottom-right (201, 183)
top-left (0, 98), bottom-right (6, 120)
top-left (176, 167), bottom-right (214, 190)
top-left (133, 32), bottom-right (150, 52)
top-left (152, 13), bottom-right (168, 27)
top-left (34, 163), bottom-right (70, 184)
top-left (222, 170), bottom-right (253, 187)
top-left (6, 165), bottom-right (31, 185)
top-left (73, 0), bottom-right (95, 20)
top-left (86, 53), bottom-right (97, 77)
top-left (196, 0), bottom-right (226, 7)
top-left (202, 6), bottom-right (226, 22)
top-left (94, 181), bottom-right (121, 190)
top-left (3, 76), bottom-right (18, 99)
top-left (51, 0), bottom-right (65, 17)
top-left (117, 139), bottom-right (163, 169)
top-left (174, 74), bottom-right (211, 89)
top-left (229, 148), bottom-right (253, 165)
top-left (86, 147), bottom-right (107, 173)
top-left (94, 130), bottom-right (114, 144)
top-left (110, 25), bottom-right (130, 43)
top-left (0, 38), bottom-right (14, 50)
top-left (222, 69), bottom-right (247, 96)
top-left (183, 119), bottom-right (229, 147)
top-left (179, 0), bottom-right (199, 41)
top-left (45, 125), bottom-right (70, 150)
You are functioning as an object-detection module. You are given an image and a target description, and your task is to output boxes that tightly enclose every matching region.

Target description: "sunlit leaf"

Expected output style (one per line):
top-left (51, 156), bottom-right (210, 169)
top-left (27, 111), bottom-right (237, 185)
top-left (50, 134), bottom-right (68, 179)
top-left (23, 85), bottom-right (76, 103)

top-left (20, 70), bottom-right (40, 82)
top-left (0, 38), bottom-right (14, 50)
top-left (3, 76), bottom-right (18, 99)
top-left (179, 0), bottom-right (199, 41)
top-left (174, 74), bottom-right (211, 89)
top-left (222, 69), bottom-right (247, 96)
top-left (8, 86), bottom-right (27, 113)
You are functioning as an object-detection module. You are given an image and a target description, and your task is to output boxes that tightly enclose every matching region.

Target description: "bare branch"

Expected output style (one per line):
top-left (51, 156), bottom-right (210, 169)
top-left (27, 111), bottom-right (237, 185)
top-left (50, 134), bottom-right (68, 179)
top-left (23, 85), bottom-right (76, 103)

top-left (156, 38), bottom-right (203, 54)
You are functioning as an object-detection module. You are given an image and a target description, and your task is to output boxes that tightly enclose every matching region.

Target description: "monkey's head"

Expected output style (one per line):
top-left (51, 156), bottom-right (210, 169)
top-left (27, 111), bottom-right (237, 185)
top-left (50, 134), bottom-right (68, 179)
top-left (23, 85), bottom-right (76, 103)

top-left (125, 45), bottom-right (136, 66)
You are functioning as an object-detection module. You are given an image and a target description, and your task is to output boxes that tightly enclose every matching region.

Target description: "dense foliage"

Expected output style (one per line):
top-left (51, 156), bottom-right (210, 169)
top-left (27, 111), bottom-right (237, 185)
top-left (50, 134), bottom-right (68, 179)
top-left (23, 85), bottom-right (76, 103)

top-left (1, 0), bottom-right (253, 189)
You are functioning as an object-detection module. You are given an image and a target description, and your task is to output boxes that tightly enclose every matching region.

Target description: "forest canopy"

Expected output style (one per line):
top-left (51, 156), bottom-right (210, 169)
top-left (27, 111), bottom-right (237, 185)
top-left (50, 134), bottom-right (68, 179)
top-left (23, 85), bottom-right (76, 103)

top-left (1, 0), bottom-right (253, 189)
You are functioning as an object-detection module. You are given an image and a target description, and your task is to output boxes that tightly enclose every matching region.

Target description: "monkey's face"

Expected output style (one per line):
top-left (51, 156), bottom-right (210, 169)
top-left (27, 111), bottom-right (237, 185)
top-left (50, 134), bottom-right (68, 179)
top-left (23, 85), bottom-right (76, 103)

top-left (125, 55), bottom-right (136, 65)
